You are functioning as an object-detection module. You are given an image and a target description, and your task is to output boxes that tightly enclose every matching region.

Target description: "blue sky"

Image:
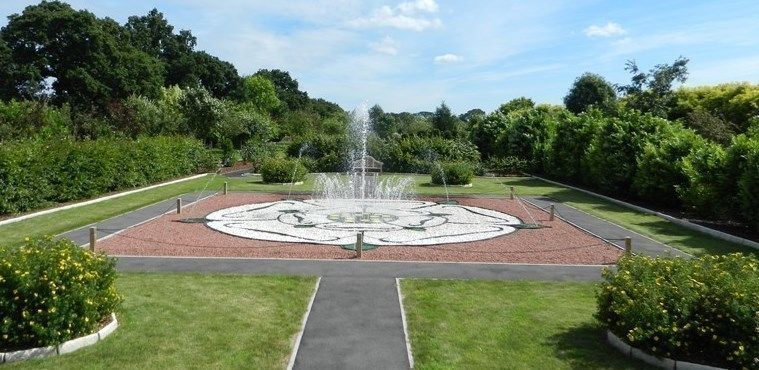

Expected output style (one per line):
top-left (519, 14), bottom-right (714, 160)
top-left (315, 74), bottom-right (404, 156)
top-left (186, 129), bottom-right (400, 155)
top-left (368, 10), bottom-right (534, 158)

top-left (2, 0), bottom-right (758, 113)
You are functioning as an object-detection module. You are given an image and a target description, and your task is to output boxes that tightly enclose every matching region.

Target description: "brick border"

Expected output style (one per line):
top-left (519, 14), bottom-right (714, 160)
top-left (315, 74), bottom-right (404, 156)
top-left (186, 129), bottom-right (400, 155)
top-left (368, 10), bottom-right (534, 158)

top-left (1, 313), bottom-right (118, 364)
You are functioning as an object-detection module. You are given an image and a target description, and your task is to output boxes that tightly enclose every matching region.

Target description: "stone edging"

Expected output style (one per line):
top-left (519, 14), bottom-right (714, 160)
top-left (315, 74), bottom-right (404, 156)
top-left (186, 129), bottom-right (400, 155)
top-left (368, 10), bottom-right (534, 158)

top-left (607, 330), bottom-right (726, 370)
top-left (1, 313), bottom-right (118, 364)
top-left (529, 175), bottom-right (759, 250)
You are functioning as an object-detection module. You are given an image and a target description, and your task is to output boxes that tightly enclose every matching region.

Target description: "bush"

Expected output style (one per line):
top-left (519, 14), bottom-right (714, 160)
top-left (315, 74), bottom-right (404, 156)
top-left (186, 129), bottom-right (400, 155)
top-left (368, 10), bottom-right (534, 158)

top-left (544, 110), bottom-right (598, 183)
top-left (370, 136), bottom-right (480, 173)
top-left (0, 136), bottom-right (215, 214)
top-left (0, 237), bottom-right (121, 351)
top-left (431, 162), bottom-right (474, 185)
top-left (241, 139), bottom-right (281, 171)
top-left (677, 142), bottom-right (729, 218)
top-left (261, 158), bottom-right (307, 183)
top-left (597, 254), bottom-right (759, 369)
top-left (485, 156), bottom-right (528, 176)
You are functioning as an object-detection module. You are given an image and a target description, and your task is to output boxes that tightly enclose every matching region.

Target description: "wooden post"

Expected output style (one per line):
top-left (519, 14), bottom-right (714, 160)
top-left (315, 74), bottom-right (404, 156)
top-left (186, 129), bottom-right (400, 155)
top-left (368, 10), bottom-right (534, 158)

top-left (89, 227), bottom-right (97, 252)
top-left (624, 237), bottom-right (632, 255)
top-left (356, 232), bottom-right (364, 259)
top-left (176, 198), bottom-right (182, 214)
top-left (549, 204), bottom-right (555, 221)
top-left (223, 181), bottom-right (228, 195)
top-left (509, 186), bottom-right (515, 200)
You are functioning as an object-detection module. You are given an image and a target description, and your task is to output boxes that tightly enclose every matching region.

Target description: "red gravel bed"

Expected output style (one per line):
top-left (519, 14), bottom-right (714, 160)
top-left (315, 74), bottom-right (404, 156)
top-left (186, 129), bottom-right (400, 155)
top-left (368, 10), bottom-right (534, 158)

top-left (97, 193), bottom-right (622, 265)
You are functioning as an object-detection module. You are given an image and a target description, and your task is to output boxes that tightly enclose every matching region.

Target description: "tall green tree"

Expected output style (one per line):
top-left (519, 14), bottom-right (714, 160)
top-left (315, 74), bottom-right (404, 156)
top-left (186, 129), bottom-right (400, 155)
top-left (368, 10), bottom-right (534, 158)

top-left (369, 104), bottom-right (395, 138)
top-left (618, 56), bottom-right (689, 117)
top-left (432, 102), bottom-right (458, 137)
top-left (563, 73), bottom-right (617, 114)
top-left (0, 1), bottom-right (164, 112)
top-left (254, 69), bottom-right (308, 112)
top-left (191, 51), bottom-right (241, 99)
top-left (237, 75), bottom-right (280, 114)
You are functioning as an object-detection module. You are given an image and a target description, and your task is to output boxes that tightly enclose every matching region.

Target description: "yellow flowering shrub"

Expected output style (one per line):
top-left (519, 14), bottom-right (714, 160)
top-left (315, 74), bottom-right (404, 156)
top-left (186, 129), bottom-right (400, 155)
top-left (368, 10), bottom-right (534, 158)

top-left (597, 254), bottom-right (759, 369)
top-left (0, 237), bottom-right (121, 351)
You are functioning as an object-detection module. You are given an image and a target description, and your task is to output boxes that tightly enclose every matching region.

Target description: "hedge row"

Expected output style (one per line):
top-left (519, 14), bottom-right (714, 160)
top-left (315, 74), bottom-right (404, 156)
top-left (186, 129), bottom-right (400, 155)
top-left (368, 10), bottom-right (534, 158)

top-left (477, 105), bottom-right (759, 230)
top-left (0, 136), bottom-right (216, 215)
top-left (0, 237), bottom-right (121, 351)
top-left (597, 254), bottom-right (759, 369)
top-left (369, 136), bottom-right (480, 173)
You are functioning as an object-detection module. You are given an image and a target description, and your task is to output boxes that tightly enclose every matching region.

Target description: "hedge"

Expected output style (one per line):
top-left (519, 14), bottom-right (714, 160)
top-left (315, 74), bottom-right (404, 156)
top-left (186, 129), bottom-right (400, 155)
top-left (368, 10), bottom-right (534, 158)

top-left (0, 136), bottom-right (216, 215)
top-left (370, 136), bottom-right (480, 173)
top-left (597, 254), bottom-right (759, 369)
top-left (0, 237), bottom-right (121, 351)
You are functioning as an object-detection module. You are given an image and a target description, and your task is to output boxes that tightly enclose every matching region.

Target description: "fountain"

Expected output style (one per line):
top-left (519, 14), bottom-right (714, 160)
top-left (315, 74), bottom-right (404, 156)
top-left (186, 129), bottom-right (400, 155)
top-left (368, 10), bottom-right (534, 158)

top-left (204, 104), bottom-right (526, 247)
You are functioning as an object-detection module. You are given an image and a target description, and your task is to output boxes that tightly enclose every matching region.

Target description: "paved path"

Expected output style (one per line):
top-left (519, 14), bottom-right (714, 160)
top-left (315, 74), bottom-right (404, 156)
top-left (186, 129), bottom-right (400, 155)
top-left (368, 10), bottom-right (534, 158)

top-left (293, 277), bottom-right (409, 370)
top-left (524, 196), bottom-right (689, 258)
top-left (57, 191), bottom-right (691, 369)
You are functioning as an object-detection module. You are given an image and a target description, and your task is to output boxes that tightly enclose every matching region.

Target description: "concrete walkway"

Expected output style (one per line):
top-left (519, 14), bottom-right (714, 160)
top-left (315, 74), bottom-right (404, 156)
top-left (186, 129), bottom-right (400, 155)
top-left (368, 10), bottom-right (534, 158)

top-left (56, 191), bottom-right (691, 369)
top-left (523, 196), bottom-right (689, 258)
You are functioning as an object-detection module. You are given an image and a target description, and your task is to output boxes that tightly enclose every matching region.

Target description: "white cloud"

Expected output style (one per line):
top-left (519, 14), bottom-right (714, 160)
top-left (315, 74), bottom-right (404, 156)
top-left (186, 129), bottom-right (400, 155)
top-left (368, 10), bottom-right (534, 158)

top-left (370, 36), bottom-right (398, 55)
top-left (434, 53), bottom-right (462, 64)
top-left (348, 0), bottom-right (441, 31)
top-left (584, 22), bottom-right (626, 37)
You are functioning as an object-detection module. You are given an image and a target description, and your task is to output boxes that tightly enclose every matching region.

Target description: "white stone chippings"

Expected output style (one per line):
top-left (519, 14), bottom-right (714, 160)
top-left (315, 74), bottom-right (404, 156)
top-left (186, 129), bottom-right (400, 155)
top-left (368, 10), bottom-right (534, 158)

top-left (205, 199), bottom-right (523, 246)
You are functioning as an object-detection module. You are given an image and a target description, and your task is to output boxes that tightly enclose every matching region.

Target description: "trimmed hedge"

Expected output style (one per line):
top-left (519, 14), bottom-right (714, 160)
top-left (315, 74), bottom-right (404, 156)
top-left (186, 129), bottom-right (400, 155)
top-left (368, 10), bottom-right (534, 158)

top-left (431, 162), bottom-right (474, 185)
top-left (0, 237), bottom-right (121, 351)
top-left (597, 254), bottom-right (759, 369)
top-left (261, 158), bottom-right (307, 183)
top-left (0, 136), bottom-right (216, 215)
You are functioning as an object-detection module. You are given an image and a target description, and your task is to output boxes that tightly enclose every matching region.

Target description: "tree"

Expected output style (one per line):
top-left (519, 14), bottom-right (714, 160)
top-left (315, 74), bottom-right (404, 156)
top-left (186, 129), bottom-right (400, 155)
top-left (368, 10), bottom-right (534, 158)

top-left (432, 102), bottom-right (458, 137)
top-left (497, 97), bottom-right (534, 115)
top-left (191, 51), bottom-right (241, 99)
top-left (1, 1), bottom-right (164, 112)
top-left (459, 108), bottom-right (485, 122)
top-left (124, 8), bottom-right (197, 87)
top-left (237, 75), bottom-right (280, 114)
top-left (254, 69), bottom-right (308, 112)
top-left (563, 73), bottom-right (617, 114)
top-left (369, 104), bottom-right (395, 138)
top-left (618, 56), bottom-right (689, 117)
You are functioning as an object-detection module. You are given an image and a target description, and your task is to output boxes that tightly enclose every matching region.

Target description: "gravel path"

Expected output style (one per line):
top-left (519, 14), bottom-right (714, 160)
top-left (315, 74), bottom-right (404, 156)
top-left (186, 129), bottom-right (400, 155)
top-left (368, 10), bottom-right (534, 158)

top-left (98, 193), bottom-right (622, 265)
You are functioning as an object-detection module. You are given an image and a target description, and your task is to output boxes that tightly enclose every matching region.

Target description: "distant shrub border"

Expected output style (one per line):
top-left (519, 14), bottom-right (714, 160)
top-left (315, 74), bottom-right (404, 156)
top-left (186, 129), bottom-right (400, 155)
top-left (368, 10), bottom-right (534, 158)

top-left (0, 237), bottom-right (122, 362)
top-left (597, 254), bottom-right (759, 369)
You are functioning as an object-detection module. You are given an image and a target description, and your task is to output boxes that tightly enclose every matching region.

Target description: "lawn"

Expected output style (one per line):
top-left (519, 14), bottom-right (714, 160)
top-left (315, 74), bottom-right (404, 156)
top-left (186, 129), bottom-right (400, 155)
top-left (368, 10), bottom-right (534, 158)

top-left (400, 279), bottom-right (654, 370)
top-left (5, 273), bottom-right (316, 369)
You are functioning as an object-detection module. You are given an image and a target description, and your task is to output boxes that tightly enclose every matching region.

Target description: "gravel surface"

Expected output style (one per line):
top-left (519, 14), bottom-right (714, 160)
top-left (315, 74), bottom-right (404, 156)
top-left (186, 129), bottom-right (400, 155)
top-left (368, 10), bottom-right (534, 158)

top-left (98, 193), bottom-right (622, 265)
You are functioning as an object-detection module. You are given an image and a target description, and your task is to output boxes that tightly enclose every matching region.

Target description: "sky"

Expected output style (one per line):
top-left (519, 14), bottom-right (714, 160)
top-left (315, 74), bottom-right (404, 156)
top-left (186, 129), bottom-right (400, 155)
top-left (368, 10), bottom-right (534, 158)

top-left (2, 0), bottom-right (758, 113)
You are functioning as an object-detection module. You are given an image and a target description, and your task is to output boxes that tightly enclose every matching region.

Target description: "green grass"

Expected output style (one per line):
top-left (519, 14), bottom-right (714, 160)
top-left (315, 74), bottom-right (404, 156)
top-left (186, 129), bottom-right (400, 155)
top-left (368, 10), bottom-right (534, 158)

top-left (6, 273), bottom-right (316, 369)
top-left (401, 279), bottom-right (654, 370)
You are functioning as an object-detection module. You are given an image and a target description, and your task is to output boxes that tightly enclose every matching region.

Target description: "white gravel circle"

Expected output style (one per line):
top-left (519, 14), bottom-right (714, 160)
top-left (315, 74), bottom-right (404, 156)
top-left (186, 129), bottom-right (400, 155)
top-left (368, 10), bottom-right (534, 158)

top-left (205, 199), bottom-right (522, 246)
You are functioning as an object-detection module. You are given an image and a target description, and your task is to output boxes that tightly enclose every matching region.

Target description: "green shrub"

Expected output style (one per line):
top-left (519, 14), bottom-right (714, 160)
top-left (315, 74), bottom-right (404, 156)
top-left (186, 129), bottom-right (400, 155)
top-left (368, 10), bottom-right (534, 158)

top-left (678, 142), bottom-right (729, 218)
top-left (0, 237), bottom-right (121, 351)
top-left (431, 162), bottom-right (474, 185)
top-left (370, 136), bottom-right (480, 173)
top-left (734, 135), bottom-right (759, 231)
top-left (597, 254), bottom-right (759, 369)
top-left (241, 139), bottom-right (281, 171)
top-left (261, 158), bottom-right (307, 183)
top-left (485, 156), bottom-right (528, 176)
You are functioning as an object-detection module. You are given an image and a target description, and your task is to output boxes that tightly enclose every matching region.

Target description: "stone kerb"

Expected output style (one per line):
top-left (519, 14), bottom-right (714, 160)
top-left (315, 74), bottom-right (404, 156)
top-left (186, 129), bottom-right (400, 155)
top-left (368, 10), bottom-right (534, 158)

top-left (606, 330), bottom-right (727, 370)
top-left (1, 313), bottom-right (118, 364)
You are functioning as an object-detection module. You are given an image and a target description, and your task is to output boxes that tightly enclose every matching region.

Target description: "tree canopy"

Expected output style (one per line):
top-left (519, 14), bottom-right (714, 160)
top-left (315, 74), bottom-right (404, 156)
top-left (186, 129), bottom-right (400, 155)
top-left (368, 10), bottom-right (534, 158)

top-left (563, 73), bottom-right (617, 114)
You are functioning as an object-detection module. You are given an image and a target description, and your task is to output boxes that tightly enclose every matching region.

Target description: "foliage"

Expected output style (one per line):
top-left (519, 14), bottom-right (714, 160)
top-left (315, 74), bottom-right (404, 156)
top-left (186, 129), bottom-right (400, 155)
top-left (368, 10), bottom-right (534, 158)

top-left (494, 105), bottom-right (562, 172)
top-left (370, 136), bottom-right (480, 173)
top-left (0, 100), bottom-right (71, 141)
top-left (0, 136), bottom-right (215, 215)
top-left (369, 104), bottom-right (395, 138)
top-left (237, 75), bottom-right (280, 114)
top-left (563, 73), bottom-right (617, 114)
top-left (469, 112), bottom-right (509, 159)
top-left (671, 83), bottom-right (759, 134)
top-left (497, 97), bottom-right (535, 115)
top-left (582, 110), bottom-right (670, 194)
top-left (254, 69), bottom-right (309, 113)
top-left (287, 133), bottom-right (350, 172)
top-left (260, 158), bottom-right (307, 184)
top-left (632, 126), bottom-right (708, 207)
top-left (484, 156), bottom-right (528, 176)
top-left (731, 135), bottom-right (759, 231)
top-left (0, 236), bottom-right (121, 350)
top-left (684, 107), bottom-right (736, 145)
top-left (431, 162), bottom-right (474, 185)
top-left (677, 142), bottom-right (729, 218)
top-left (431, 102), bottom-right (459, 137)
top-left (240, 140), bottom-right (282, 171)
top-left (618, 57), bottom-right (689, 117)
top-left (544, 110), bottom-right (598, 183)
top-left (597, 254), bottom-right (759, 369)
